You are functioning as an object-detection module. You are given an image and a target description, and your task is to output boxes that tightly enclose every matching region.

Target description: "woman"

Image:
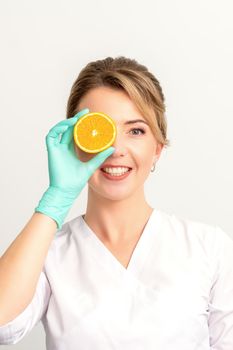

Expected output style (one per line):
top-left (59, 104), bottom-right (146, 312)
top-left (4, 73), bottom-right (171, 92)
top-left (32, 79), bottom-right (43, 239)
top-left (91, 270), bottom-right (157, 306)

top-left (0, 56), bottom-right (232, 349)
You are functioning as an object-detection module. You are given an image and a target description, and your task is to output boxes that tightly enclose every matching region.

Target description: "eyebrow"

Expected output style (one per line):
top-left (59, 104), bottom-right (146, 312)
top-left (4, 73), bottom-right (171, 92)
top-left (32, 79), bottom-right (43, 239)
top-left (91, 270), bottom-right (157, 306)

top-left (123, 119), bottom-right (149, 125)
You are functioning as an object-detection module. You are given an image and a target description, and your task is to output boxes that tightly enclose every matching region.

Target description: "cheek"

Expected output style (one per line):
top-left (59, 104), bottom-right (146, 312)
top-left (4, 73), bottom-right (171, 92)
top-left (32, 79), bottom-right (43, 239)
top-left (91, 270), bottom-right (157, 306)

top-left (133, 143), bottom-right (154, 166)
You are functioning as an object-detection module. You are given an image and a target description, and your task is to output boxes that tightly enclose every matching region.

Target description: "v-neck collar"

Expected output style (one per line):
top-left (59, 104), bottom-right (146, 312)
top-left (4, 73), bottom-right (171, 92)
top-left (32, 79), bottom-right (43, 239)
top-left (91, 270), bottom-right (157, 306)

top-left (79, 208), bottom-right (162, 278)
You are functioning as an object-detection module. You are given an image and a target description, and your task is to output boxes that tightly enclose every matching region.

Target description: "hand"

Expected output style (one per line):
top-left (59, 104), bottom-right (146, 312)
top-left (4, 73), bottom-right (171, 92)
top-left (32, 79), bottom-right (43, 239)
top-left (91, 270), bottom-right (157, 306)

top-left (35, 108), bottom-right (115, 229)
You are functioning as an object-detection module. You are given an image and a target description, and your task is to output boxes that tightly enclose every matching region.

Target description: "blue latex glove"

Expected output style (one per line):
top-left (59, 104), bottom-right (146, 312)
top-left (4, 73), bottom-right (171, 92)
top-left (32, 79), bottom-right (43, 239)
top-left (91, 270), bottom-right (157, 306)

top-left (35, 108), bottom-right (115, 229)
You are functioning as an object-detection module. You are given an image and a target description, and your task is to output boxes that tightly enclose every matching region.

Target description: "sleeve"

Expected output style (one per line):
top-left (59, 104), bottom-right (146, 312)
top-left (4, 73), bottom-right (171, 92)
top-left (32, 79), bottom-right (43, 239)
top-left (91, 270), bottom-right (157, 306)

top-left (208, 226), bottom-right (233, 350)
top-left (0, 269), bottom-right (51, 345)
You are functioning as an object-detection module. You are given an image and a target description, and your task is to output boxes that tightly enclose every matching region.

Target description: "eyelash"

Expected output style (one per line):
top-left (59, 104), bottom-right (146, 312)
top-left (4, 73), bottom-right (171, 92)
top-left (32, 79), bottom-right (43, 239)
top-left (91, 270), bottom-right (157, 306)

top-left (129, 128), bottom-right (146, 136)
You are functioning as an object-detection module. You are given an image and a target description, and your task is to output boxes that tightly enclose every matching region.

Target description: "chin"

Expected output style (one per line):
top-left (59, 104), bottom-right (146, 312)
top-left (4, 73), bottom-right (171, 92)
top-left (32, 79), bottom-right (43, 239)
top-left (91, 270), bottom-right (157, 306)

top-left (88, 183), bottom-right (136, 201)
top-left (87, 171), bottom-right (147, 200)
top-left (103, 191), bottom-right (133, 201)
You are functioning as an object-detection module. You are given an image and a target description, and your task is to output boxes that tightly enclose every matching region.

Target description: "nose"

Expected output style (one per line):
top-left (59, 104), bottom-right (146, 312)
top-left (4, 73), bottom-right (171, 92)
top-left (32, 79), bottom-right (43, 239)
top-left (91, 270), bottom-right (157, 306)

top-left (110, 130), bottom-right (128, 157)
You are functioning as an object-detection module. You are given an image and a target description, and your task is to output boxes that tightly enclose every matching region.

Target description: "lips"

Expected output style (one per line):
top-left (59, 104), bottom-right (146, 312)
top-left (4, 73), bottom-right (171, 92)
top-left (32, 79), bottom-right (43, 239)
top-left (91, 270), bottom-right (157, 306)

top-left (100, 168), bottom-right (132, 175)
top-left (100, 168), bottom-right (132, 181)
top-left (100, 164), bottom-right (133, 169)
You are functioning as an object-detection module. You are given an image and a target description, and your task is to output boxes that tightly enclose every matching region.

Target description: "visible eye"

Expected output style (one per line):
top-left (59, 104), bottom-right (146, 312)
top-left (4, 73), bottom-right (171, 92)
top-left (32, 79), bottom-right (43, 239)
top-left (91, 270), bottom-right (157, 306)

top-left (129, 128), bottom-right (146, 136)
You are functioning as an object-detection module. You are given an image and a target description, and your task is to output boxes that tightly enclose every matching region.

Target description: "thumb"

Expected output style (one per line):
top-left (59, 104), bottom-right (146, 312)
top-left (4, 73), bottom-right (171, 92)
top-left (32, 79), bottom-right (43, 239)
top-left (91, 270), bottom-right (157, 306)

top-left (87, 147), bottom-right (115, 173)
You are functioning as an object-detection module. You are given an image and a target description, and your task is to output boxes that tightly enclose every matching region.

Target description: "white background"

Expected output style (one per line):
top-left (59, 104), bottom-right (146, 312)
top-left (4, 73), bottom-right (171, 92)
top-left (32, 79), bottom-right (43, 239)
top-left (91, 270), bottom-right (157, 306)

top-left (0, 0), bottom-right (232, 348)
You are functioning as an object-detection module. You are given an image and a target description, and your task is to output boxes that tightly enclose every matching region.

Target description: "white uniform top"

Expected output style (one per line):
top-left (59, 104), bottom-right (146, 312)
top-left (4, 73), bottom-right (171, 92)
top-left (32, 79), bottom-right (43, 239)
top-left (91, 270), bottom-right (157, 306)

top-left (1, 208), bottom-right (233, 350)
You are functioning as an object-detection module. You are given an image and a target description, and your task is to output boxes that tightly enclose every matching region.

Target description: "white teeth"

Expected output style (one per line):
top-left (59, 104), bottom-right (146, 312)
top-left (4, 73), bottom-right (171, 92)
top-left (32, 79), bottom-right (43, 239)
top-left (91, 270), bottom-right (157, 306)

top-left (102, 167), bottom-right (130, 175)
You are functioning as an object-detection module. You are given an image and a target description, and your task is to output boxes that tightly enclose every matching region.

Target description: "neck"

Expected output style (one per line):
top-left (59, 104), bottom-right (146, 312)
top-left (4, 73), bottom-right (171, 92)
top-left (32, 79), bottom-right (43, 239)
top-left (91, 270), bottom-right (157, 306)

top-left (83, 186), bottom-right (153, 245)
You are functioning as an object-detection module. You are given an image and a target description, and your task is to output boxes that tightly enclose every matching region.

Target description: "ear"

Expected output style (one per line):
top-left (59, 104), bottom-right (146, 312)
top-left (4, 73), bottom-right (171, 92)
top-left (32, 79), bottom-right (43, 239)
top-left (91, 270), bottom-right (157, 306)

top-left (154, 143), bottom-right (164, 162)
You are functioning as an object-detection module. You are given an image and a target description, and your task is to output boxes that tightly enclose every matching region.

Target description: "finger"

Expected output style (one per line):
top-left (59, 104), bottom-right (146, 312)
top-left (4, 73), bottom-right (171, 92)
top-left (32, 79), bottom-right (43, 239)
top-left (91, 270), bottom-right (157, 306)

top-left (72, 108), bottom-right (89, 120)
top-left (46, 108), bottom-right (89, 147)
top-left (86, 147), bottom-right (115, 173)
top-left (60, 108), bottom-right (90, 144)
top-left (46, 124), bottom-right (69, 148)
top-left (48, 108), bottom-right (89, 137)
top-left (60, 127), bottom-right (73, 145)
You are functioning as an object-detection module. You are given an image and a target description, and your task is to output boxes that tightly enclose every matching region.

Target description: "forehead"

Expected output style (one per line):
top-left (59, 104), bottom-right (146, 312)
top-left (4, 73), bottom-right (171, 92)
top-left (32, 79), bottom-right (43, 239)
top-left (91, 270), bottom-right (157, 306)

top-left (78, 86), bottom-right (148, 124)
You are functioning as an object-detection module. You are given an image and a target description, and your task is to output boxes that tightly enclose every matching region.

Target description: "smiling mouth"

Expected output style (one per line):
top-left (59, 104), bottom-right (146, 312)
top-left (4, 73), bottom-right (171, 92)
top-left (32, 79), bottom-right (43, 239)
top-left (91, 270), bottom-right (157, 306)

top-left (100, 168), bottom-right (133, 178)
top-left (101, 167), bottom-right (132, 172)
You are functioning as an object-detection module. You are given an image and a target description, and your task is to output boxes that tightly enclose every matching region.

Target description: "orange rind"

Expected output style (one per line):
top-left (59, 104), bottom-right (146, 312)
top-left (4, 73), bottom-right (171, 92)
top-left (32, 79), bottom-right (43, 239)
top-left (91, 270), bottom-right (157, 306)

top-left (73, 112), bottom-right (117, 153)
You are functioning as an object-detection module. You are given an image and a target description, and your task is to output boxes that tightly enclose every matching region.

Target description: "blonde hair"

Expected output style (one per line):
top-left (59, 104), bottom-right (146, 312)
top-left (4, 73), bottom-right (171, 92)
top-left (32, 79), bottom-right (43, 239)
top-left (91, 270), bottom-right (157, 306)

top-left (66, 56), bottom-right (170, 148)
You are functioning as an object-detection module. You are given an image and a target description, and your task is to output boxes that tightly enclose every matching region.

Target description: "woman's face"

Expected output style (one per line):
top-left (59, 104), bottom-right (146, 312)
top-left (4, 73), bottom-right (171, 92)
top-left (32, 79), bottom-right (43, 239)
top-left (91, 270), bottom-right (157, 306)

top-left (74, 86), bottom-right (163, 201)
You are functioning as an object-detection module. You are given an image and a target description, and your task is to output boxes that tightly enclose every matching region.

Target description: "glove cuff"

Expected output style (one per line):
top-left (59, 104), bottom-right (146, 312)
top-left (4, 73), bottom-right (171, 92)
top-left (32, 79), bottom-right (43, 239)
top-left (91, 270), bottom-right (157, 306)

top-left (35, 186), bottom-right (79, 230)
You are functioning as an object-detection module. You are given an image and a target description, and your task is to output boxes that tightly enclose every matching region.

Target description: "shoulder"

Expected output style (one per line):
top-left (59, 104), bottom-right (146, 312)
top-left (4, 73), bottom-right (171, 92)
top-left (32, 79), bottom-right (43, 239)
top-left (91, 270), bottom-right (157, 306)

top-left (154, 208), bottom-right (232, 252)
top-left (155, 208), bottom-right (216, 235)
top-left (154, 210), bottom-right (233, 283)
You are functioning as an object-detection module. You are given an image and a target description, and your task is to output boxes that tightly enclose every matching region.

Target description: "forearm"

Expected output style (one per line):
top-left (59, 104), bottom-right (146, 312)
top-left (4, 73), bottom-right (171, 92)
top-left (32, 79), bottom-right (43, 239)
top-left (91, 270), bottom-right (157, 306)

top-left (0, 212), bottom-right (56, 325)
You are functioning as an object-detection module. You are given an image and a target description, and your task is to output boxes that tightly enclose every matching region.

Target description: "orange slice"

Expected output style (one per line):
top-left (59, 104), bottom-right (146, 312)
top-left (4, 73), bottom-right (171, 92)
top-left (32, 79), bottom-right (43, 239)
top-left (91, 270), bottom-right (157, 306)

top-left (73, 112), bottom-right (117, 153)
